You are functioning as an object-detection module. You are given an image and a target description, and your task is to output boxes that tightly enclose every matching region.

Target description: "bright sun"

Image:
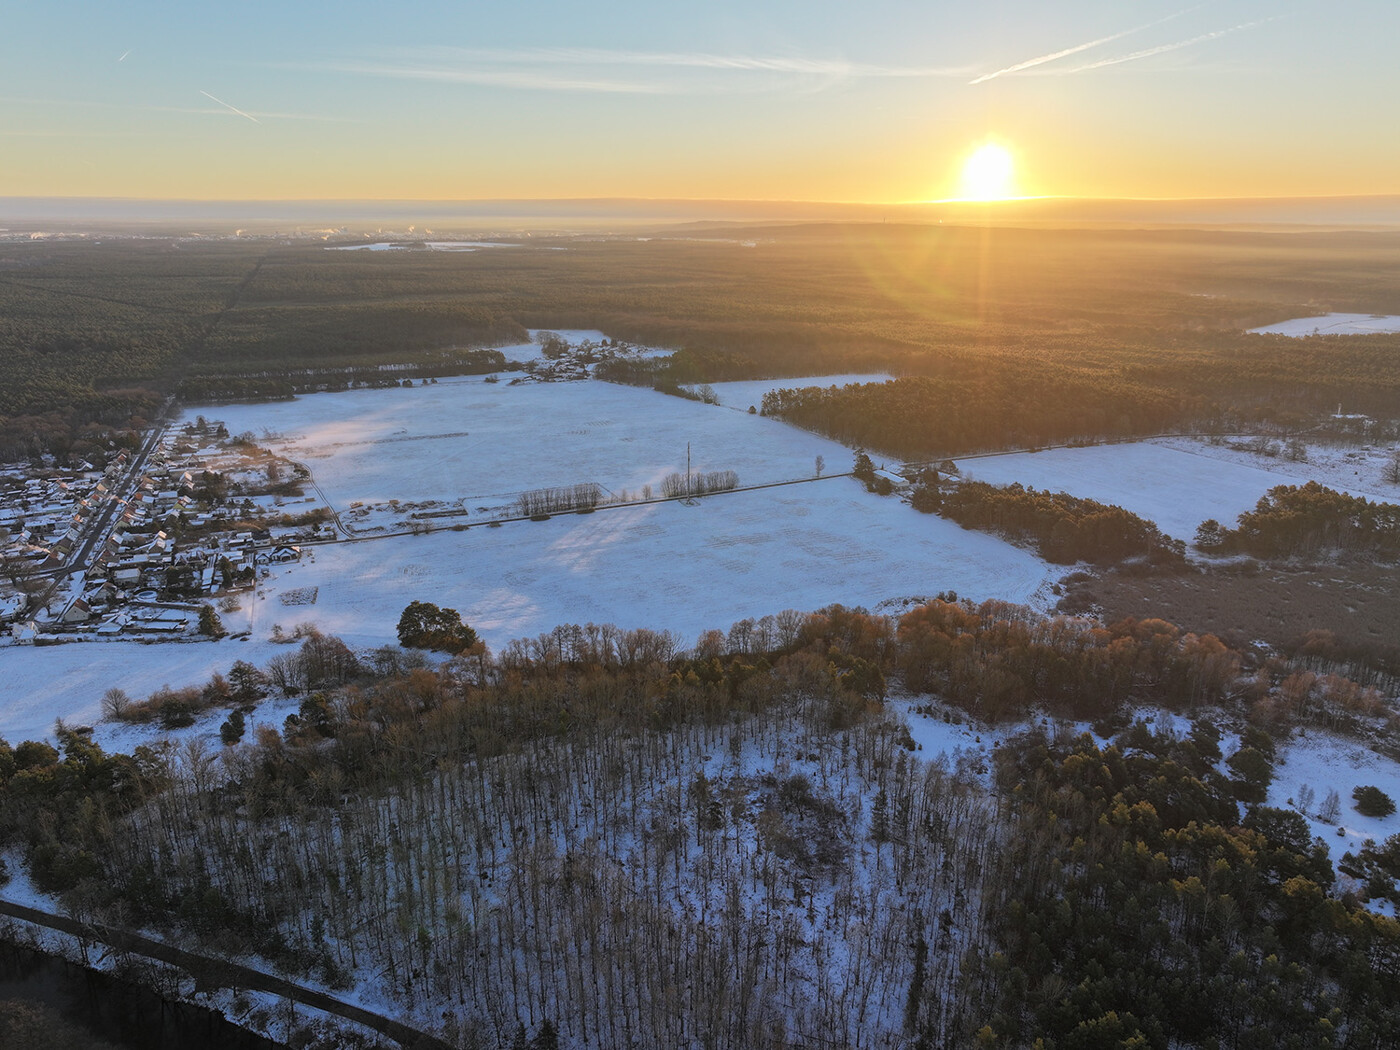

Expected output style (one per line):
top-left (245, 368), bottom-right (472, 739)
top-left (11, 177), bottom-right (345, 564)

top-left (958, 143), bottom-right (1017, 201)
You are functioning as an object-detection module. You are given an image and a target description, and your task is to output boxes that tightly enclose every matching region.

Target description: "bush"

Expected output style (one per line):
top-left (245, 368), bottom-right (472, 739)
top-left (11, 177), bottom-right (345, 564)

top-left (1352, 784), bottom-right (1397, 818)
top-left (397, 601), bottom-right (478, 654)
top-left (198, 604), bottom-right (226, 638)
top-left (220, 709), bottom-right (247, 746)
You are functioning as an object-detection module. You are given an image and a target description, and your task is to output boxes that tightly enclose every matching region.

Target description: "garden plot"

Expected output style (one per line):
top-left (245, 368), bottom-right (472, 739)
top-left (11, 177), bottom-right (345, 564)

top-left (202, 376), bottom-right (858, 529)
top-left (955, 441), bottom-right (1380, 543)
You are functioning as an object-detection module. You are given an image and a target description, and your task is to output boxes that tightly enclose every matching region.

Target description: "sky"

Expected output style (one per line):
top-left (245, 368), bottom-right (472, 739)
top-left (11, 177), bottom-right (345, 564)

top-left (3, 0), bottom-right (1398, 203)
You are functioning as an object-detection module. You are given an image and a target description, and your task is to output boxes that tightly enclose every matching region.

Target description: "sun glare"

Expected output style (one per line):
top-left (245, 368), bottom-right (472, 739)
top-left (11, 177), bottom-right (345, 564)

top-left (958, 143), bottom-right (1017, 201)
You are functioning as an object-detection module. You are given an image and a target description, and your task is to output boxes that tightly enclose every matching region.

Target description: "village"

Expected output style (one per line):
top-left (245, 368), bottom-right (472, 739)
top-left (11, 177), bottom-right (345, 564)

top-left (0, 417), bottom-right (333, 644)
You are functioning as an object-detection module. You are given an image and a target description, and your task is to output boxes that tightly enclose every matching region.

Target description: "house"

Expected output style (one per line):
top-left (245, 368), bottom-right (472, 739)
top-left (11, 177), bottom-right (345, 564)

top-left (873, 468), bottom-right (909, 491)
top-left (270, 545), bottom-right (302, 562)
top-left (61, 598), bottom-right (93, 623)
top-left (0, 593), bottom-right (26, 623)
top-left (85, 581), bottom-right (120, 605)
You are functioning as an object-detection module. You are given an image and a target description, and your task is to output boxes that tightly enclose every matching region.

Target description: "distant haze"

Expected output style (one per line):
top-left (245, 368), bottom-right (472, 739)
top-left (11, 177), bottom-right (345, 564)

top-left (5, 195), bottom-right (1400, 236)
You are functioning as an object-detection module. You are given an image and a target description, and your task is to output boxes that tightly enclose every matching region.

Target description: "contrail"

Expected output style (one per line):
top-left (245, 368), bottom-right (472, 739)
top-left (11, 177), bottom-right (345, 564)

top-left (1063, 17), bottom-right (1274, 73)
top-left (969, 4), bottom-right (1203, 84)
top-left (199, 89), bottom-right (261, 123)
top-left (118, 49), bottom-right (132, 62)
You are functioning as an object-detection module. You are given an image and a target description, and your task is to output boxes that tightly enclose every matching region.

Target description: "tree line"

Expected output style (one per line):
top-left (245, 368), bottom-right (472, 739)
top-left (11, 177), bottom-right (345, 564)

top-left (515, 483), bottom-right (603, 517)
top-left (939, 479), bottom-right (1188, 566)
top-left (1197, 482), bottom-right (1400, 559)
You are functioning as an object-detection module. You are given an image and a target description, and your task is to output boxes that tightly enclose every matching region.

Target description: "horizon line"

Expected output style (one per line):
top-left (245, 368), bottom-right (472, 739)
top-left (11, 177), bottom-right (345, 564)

top-left (5, 192), bottom-right (1400, 207)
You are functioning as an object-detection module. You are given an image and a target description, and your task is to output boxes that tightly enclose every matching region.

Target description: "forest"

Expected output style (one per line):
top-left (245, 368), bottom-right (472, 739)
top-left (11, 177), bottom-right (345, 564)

top-left (2, 598), bottom-right (1398, 1048)
top-left (7, 225), bottom-right (1400, 461)
top-left (935, 479), bottom-right (1188, 566)
top-left (1198, 482), bottom-right (1400, 559)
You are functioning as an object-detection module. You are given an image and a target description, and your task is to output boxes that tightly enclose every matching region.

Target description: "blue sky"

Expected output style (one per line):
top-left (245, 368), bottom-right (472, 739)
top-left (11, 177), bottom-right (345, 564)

top-left (3, 1), bottom-right (1397, 201)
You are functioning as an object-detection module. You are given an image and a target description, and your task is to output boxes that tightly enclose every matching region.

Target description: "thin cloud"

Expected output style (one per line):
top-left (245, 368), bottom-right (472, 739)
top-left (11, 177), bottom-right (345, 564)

top-left (1063, 17), bottom-right (1275, 73)
top-left (325, 61), bottom-right (665, 95)
top-left (309, 47), bottom-right (971, 95)
top-left (970, 4), bottom-right (1203, 84)
top-left (423, 45), bottom-right (968, 78)
top-left (199, 90), bottom-right (261, 123)
top-left (0, 129), bottom-right (144, 138)
top-left (0, 94), bottom-right (351, 122)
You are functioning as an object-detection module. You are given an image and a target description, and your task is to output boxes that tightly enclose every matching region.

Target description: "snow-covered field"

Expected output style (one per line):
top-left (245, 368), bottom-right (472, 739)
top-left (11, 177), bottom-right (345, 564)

top-left (240, 484), bottom-right (1048, 647)
top-left (956, 438), bottom-right (1394, 542)
top-left (703, 373), bottom-right (895, 413)
top-left (1152, 435), bottom-right (1400, 498)
top-left (1, 370), bottom-right (1055, 742)
top-left (0, 639), bottom-right (291, 744)
top-left (325, 241), bottom-right (519, 252)
top-left (0, 483), bottom-right (1051, 742)
top-left (1249, 313), bottom-right (1400, 336)
top-left (207, 372), bottom-right (868, 521)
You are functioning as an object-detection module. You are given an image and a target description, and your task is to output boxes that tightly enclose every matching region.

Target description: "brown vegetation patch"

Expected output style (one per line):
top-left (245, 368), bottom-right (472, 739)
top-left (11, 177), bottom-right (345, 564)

top-left (1069, 560), bottom-right (1400, 675)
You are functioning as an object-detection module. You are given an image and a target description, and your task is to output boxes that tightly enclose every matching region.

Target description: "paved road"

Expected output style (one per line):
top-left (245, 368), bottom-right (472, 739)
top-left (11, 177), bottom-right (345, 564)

top-left (34, 397), bottom-right (175, 590)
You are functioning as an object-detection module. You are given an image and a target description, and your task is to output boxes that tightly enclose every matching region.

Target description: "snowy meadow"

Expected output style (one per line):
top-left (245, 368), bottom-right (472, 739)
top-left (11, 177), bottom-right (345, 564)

top-left (2, 368), bottom-right (1052, 739)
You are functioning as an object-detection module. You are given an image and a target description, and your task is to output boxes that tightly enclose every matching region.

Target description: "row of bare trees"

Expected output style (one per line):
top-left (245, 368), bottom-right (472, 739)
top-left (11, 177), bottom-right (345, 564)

top-left (515, 483), bottom-right (602, 517)
top-left (660, 469), bottom-right (738, 498)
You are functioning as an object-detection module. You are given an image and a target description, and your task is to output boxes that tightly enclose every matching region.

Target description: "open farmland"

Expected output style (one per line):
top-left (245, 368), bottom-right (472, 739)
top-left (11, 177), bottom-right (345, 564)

top-left (1250, 313), bottom-right (1400, 336)
top-left (0, 373), bottom-right (1053, 740)
top-left (704, 373), bottom-right (895, 413)
top-left (177, 367), bottom-right (1059, 642)
top-left (204, 374), bottom-right (861, 525)
top-left (235, 483), bottom-right (1051, 649)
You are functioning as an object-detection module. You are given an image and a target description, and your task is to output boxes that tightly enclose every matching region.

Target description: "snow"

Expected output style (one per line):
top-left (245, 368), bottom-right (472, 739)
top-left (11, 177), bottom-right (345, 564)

top-left (0, 638), bottom-right (291, 743)
top-left (956, 439), bottom-right (1390, 542)
top-left (244, 483), bottom-right (1050, 653)
top-left (1152, 435), bottom-right (1400, 500)
top-left (324, 241), bottom-right (518, 252)
top-left (1249, 313), bottom-right (1400, 337)
top-left (1268, 729), bottom-right (1400, 866)
top-left (888, 696), bottom-right (998, 783)
top-left (2, 374), bottom-right (1054, 743)
top-left (202, 373), bottom-right (882, 525)
top-left (702, 373), bottom-right (895, 413)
